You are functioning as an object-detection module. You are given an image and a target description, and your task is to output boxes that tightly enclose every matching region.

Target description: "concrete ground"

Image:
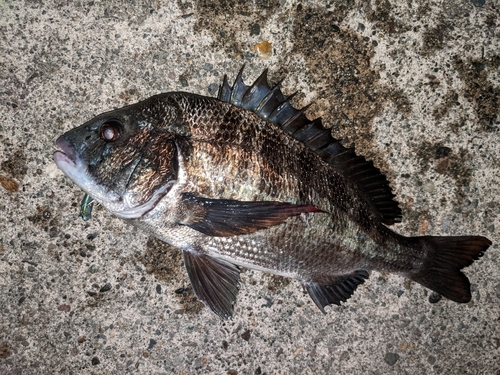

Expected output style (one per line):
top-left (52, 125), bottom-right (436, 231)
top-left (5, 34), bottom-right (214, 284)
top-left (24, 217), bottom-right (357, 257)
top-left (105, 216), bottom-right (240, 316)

top-left (1, 0), bottom-right (499, 374)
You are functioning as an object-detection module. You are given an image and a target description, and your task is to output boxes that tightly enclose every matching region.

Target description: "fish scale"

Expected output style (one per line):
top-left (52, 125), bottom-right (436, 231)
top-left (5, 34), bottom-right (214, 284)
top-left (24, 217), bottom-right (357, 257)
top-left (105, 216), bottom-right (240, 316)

top-left (54, 67), bottom-right (491, 319)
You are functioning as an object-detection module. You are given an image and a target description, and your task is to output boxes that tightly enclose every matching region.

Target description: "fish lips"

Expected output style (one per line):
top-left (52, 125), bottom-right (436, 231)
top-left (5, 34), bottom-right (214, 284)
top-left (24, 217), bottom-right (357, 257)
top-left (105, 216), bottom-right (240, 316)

top-left (54, 136), bottom-right (78, 170)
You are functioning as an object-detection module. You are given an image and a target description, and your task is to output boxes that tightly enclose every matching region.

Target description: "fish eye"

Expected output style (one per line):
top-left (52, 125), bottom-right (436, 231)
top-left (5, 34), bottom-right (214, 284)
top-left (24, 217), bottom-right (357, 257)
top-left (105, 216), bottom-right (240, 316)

top-left (100, 120), bottom-right (123, 142)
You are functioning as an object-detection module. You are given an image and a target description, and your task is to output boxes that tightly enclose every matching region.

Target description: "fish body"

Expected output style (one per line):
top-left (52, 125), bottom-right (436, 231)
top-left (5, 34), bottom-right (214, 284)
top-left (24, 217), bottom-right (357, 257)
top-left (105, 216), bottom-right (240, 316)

top-left (54, 68), bottom-right (491, 318)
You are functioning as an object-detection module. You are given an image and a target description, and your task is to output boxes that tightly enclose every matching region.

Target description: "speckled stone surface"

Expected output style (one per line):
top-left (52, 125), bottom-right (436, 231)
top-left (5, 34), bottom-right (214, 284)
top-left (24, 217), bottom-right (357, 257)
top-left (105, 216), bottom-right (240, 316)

top-left (1, 1), bottom-right (499, 374)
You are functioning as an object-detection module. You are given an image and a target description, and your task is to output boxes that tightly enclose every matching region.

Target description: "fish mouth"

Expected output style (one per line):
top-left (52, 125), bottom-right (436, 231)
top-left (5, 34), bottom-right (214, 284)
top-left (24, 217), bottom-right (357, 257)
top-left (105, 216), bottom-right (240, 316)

top-left (54, 136), bottom-right (78, 169)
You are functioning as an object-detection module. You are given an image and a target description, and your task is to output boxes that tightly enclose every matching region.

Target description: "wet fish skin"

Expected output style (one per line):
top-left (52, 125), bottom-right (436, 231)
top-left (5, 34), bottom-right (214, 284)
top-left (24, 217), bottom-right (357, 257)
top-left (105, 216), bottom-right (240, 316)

top-left (54, 68), bottom-right (491, 319)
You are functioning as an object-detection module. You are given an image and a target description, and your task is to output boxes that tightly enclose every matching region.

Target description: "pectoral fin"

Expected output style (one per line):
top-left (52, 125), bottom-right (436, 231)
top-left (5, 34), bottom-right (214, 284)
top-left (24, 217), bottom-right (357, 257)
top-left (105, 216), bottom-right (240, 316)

top-left (180, 192), bottom-right (320, 237)
top-left (302, 270), bottom-right (369, 313)
top-left (183, 250), bottom-right (241, 319)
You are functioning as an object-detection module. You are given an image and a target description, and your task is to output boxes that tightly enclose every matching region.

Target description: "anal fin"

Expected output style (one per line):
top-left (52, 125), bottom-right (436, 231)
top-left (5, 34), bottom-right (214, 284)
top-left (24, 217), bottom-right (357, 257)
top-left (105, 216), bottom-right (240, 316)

top-left (302, 270), bottom-right (369, 313)
top-left (183, 251), bottom-right (241, 319)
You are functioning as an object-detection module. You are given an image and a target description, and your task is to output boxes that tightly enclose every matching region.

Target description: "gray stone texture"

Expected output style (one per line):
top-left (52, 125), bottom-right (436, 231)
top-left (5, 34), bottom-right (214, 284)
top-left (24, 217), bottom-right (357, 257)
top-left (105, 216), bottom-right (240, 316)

top-left (1, 0), bottom-right (499, 374)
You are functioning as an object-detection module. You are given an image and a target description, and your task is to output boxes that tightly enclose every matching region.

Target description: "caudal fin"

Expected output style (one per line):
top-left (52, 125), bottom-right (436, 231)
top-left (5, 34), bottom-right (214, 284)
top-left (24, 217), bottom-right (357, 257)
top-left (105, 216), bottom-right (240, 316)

top-left (409, 236), bottom-right (491, 303)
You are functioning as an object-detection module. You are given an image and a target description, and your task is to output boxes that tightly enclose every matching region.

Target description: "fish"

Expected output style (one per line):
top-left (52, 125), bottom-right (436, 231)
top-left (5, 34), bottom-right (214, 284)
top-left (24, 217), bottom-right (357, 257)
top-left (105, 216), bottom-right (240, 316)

top-left (80, 193), bottom-right (94, 221)
top-left (53, 67), bottom-right (491, 319)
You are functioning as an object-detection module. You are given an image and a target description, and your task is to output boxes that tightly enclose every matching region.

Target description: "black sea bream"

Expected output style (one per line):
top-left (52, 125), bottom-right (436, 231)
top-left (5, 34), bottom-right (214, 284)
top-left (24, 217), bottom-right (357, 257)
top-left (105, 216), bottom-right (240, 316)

top-left (54, 68), bottom-right (491, 318)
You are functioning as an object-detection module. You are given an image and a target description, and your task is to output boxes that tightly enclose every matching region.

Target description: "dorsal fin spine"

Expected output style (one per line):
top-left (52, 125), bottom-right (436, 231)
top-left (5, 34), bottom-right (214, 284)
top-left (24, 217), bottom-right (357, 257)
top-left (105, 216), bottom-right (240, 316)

top-left (217, 75), bottom-right (231, 102)
top-left (241, 69), bottom-right (269, 110)
top-left (255, 84), bottom-right (283, 119)
top-left (282, 105), bottom-right (312, 133)
top-left (269, 92), bottom-right (296, 117)
top-left (268, 95), bottom-right (299, 125)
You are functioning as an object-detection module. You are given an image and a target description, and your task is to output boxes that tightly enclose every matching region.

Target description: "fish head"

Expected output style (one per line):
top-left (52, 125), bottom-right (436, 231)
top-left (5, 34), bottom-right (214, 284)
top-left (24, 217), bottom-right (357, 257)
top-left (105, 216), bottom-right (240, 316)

top-left (54, 96), bottom-right (181, 219)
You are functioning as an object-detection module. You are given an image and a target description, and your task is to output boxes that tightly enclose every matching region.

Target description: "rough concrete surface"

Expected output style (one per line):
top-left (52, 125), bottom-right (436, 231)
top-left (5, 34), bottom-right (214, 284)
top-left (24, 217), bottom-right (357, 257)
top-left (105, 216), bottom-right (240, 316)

top-left (1, 0), bottom-right (499, 374)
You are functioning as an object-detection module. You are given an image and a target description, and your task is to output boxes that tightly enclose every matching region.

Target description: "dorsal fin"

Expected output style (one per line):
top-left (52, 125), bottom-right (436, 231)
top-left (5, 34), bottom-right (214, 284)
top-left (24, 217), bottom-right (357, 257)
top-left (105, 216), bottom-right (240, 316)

top-left (217, 67), bottom-right (402, 225)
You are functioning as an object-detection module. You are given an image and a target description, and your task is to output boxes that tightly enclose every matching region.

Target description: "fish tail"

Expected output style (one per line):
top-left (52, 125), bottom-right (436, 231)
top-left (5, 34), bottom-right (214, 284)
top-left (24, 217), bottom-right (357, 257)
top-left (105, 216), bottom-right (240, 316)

top-left (408, 236), bottom-right (491, 303)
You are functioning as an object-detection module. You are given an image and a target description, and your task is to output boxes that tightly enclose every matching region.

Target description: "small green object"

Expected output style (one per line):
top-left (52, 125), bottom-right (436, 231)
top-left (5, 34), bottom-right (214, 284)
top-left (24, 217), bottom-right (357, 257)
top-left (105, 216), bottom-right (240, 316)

top-left (80, 194), bottom-right (94, 221)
